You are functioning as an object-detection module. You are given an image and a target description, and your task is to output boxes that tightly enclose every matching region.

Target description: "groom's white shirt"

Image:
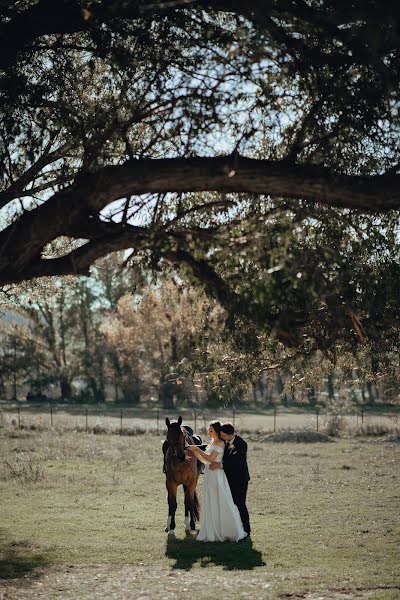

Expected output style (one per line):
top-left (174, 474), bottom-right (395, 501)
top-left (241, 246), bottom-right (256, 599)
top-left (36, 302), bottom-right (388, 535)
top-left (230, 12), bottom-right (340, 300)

top-left (227, 434), bottom-right (236, 448)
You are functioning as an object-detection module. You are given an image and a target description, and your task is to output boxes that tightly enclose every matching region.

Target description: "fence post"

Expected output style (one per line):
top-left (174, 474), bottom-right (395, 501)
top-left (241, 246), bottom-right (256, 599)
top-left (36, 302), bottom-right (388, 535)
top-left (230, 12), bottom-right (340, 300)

top-left (273, 408), bottom-right (276, 433)
top-left (17, 407), bottom-right (21, 429)
top-left (85, 408), bottom-right (88, 433)
top-left (316, 408), bottom-right (319, 432)
top-left (157, 408), bottom-right (160, 434)
top-left (120, 409), bottom-right (123, 435)
top-left (361, 409), bottom-right (364, 424)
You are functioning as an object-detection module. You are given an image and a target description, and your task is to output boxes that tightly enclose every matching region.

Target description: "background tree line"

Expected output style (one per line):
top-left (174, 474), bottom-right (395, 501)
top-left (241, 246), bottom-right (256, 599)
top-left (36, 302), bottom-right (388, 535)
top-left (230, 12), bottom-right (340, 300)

top-left (1, 251), bottom-right (398, 409)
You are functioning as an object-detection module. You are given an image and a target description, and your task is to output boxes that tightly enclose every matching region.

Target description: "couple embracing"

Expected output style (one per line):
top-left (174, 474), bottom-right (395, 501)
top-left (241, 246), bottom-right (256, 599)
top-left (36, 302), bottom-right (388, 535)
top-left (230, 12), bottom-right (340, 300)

top-left (188, 421), bottom-right (251, 543)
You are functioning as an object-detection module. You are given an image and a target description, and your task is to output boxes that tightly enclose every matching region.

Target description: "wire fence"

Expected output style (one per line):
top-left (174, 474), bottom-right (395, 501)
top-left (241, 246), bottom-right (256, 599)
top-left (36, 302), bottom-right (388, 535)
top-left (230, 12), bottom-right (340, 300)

top-left (0, 404), bottom-right (399, 435)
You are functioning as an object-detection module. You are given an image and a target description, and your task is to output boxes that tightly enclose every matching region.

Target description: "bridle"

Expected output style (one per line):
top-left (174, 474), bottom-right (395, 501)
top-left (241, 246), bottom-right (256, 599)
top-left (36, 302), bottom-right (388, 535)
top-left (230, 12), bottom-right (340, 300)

top-left (166, 425), bottom-right (186, 463)
top-left (166, 425), bottom-right (198, 477)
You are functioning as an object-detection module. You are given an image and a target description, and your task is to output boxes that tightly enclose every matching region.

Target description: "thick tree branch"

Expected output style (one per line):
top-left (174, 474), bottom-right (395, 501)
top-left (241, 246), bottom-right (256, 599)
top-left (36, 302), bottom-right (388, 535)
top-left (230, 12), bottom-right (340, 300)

top-left (164, 248), bottom-right (239, 309)
top-left (1, 223), bottom-right (150, 285)
top-left (38, 155), bottom-right (400, 212)
top-left (0, 154), bottom-right (399, 285)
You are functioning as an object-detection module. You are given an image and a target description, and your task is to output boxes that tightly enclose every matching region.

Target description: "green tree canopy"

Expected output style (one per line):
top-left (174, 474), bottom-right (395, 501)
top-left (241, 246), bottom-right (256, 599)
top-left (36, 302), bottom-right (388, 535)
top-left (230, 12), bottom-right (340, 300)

top-left (1, 1), bottom-right (399, 352)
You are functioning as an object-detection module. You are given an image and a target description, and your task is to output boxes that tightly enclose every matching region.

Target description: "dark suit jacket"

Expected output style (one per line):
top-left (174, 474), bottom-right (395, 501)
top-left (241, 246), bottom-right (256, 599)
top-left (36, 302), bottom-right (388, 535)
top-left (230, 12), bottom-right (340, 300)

top-left (222, 435), bottom-right (250, 487)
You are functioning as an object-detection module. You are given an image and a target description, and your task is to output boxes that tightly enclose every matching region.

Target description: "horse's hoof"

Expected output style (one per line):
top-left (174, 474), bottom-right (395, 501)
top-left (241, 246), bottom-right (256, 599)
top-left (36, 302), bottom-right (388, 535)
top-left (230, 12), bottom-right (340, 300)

top-left (186, 529), bottom-right (197, 537)
top-left (167, 530), bottom-right (176, 538)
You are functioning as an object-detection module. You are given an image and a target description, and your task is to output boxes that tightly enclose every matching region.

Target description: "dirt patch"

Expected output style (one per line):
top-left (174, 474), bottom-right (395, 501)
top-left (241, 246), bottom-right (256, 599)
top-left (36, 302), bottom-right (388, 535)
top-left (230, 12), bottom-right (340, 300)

top-left (0, 564), bottom-right (273, 599)
top-left (1, 565), bottom-right (399, 600)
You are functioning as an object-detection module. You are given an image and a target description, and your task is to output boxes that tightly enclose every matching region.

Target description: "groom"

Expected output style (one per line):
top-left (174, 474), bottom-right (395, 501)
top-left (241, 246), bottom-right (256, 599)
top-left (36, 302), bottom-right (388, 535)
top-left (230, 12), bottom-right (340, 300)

top-left (210, 422), bottom-right (251, 539)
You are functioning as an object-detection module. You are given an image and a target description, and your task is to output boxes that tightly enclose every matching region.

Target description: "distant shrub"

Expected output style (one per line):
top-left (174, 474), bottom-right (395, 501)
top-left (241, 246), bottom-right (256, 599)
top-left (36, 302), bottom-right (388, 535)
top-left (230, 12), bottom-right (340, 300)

top-left (355, 424), bottom-right (400, 437)
top-left (387, 413), bottom-right (400, 426)
top-left (26, 421), bottom-right (46, 432)
top-left (1, 455), bottom-right (45, 483)
top-left (92, 424), bottom-right (108, 434)
top-left (323, 415), bottom-right (348, 437)
top-left (120, 426), bottom-right (148, 436)
top-left (70, 423), bottom-right (154, 435)
top-left (261, 431), bottom-right (332, 443)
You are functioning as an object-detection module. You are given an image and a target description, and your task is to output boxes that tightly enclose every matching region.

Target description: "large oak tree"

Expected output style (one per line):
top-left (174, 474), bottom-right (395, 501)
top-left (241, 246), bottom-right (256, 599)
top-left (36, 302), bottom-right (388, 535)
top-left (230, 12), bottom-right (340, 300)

top-left (1, 0), bottom-right (400, 350)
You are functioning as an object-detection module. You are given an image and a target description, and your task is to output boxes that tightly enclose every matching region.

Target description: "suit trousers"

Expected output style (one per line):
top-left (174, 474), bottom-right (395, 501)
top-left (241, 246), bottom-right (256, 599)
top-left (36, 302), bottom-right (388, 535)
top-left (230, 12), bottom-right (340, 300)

top-left (229, 481), bottom-right (250, 534)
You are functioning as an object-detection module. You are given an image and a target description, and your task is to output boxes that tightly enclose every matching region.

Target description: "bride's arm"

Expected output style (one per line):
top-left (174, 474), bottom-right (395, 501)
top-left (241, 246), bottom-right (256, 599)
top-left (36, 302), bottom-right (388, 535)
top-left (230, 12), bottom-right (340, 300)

top-left (187, 446), bottom-right (218, 464)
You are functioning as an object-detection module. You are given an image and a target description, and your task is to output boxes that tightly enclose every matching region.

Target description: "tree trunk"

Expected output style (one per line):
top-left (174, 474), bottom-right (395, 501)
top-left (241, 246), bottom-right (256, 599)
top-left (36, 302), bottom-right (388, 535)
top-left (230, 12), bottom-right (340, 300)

top-left (308, 387), bottom-right (317, 407)
top-left (120, 379), bottom-right (141, 404)
top-left (366, 382), bottom-right (375, 404)
top-left (160, 384), bottom-right (175, 410)
top-left (12, 368), bottom-right (17, 401)
top-left (361, 387), bottom-right (367, 404)
top-left (60, 376), bottom-right (71, 399)
top-left (12, 339), bottom-right (17, 400)
top-left (276, 374), bottom-right (287, 405)
top-left (327, 373), bottom-right (335, 401)
top-left (252, 384), bottom-right (257, 405)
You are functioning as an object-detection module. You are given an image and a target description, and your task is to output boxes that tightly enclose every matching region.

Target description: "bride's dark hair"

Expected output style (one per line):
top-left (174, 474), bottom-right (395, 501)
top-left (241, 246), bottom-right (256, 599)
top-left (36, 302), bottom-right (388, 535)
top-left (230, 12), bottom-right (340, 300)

top-left (209, 420), bottom-right (222, 437)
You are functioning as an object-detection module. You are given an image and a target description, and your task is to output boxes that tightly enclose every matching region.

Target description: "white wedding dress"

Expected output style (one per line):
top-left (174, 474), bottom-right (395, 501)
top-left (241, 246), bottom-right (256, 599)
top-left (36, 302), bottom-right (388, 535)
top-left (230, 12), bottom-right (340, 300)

top-left (196, 444), bottom-right (247, 542)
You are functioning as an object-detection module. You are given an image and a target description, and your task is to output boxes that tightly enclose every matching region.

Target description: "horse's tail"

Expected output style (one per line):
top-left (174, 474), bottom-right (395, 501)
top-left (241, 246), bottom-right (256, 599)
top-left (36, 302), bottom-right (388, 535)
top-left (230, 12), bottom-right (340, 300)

top-left (193, 490), bottom-right (200, 521)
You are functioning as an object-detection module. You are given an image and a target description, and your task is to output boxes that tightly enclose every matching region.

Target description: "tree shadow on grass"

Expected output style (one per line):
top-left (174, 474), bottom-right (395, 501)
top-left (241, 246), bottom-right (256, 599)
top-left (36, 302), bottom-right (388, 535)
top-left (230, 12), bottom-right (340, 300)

top-left (165, 536), bottom-right (266, 571)
top-left (0, 529), bottom-right (52, 580)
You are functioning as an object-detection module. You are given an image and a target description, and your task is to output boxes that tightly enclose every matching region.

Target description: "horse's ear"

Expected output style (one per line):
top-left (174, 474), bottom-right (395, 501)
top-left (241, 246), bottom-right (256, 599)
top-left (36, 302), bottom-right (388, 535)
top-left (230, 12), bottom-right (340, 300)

top-left (166, 417), bottom-right (170, 427)
top-left (178, 415), bottom-right (182, 426)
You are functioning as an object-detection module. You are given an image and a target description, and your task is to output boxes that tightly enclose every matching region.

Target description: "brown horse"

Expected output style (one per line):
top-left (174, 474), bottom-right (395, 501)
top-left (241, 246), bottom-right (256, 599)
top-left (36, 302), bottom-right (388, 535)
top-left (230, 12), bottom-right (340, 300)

top-left (164, 416), bottom-right (200, 537)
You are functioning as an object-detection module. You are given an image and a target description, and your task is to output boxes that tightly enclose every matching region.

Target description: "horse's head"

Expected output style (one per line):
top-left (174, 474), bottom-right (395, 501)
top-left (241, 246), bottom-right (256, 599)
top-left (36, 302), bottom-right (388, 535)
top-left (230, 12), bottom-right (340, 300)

top-left (165, 416), bottom-right (186, 462)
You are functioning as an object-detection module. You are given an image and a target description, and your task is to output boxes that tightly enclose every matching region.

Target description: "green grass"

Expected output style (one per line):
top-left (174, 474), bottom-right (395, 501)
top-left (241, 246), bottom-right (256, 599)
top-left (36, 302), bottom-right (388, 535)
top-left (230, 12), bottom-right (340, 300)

top-left (0, 429), bottom-right (399, 599)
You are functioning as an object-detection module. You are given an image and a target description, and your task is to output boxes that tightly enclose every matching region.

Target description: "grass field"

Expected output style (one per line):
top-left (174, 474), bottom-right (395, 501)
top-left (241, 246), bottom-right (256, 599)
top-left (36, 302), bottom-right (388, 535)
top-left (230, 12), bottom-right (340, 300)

top-left (0, 427), bottom-right (399, 599)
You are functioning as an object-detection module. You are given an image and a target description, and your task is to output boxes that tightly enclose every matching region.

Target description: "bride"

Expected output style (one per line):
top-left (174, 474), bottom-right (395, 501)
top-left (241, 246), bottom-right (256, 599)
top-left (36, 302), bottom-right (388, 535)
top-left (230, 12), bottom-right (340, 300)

top-left (188, 420), bottom-right (247, 542)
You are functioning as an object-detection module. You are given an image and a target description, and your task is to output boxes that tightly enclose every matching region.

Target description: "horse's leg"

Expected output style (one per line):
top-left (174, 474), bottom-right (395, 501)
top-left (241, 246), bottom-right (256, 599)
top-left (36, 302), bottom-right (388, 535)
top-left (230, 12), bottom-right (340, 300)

top-left (166, 479), bottom-right (178, 537)
top-left (187, 479), bottom-right (199, 536)
top-left (183, 485), bottom-right (191, 532)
